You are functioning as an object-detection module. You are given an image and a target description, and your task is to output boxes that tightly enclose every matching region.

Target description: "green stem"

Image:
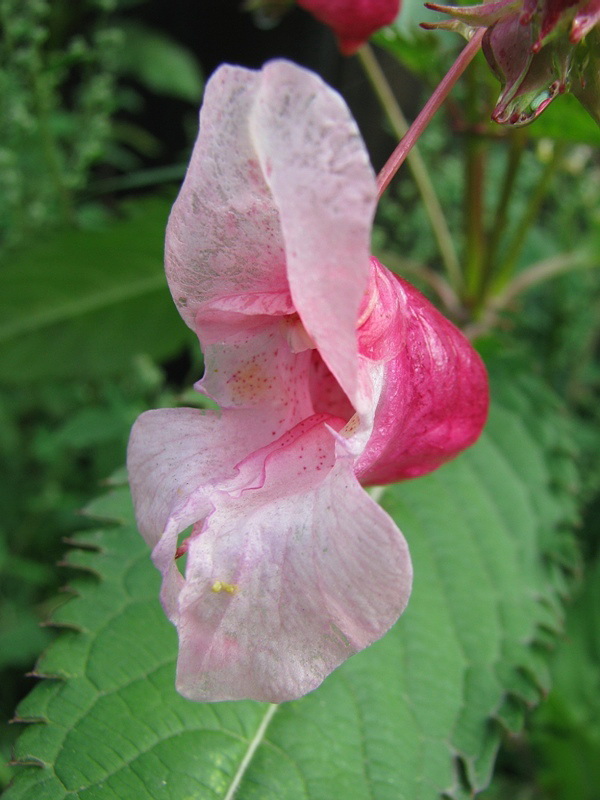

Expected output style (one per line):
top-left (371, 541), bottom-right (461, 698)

top-left (374, 28), bottom-right (485, 197)
top-left (493, 141), bottom-right (566, 290)
top-left (357, 44), bottom-right (462, 289)
top-left (486, 129), bottom-right (526, 278)
top-left (88, 164), bottom-right (188, 195)
top-left (495, 249), bottom-right (592, 305)
top-left (464, 249), bottom-right (593, 339)
top-left (463, 131), bottom-right (487, 302)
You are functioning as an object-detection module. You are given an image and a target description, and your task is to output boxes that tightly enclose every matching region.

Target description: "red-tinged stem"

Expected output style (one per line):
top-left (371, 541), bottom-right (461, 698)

top-left (376, 28), bottom-right (485, 199)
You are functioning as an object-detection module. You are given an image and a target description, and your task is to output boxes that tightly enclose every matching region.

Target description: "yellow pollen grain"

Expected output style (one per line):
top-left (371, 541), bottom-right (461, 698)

top-left (212, 581), bottom-right (238, 594)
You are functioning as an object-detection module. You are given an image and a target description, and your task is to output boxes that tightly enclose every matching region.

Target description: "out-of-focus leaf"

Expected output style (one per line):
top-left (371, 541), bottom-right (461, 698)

top-left (526, 93), bottom-right (600, 146)
top-left (118, 21), bottom-right (203, 103)
top-left (373, 27), bottom-right (446, 80)
top-left (5, 369), bottom-right (579, 799)
top-left (0, 603), bottom-right (52, 671)
top-left (0, 198), bottom-right (194, 383)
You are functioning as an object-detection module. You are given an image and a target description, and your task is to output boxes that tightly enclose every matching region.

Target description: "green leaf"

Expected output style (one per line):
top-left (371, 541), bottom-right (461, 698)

top-left (6, 373), bottom-right (578, 799)
top-left (0, 198), bottom-right (194, 383)
top-left (118, 21), bottom-right (203, 103)
top-left (527, 93), bottom-right (600, 147)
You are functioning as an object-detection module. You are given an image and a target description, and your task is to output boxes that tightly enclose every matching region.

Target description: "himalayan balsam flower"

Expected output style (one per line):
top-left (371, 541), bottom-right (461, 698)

top-left (425, 0), bottom-right (600, 125)
top-left (297, 0), bottom-right (401, 52)
top-left (127, 60), bottom-right (488, 703)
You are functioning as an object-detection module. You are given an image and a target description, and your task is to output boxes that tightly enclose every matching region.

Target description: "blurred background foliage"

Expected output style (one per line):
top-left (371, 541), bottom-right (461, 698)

top-left (0, 0), bottom-right (599, 796)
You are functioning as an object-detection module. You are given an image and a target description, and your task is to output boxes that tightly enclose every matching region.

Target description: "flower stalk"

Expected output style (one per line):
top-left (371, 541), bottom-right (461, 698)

top-left (357, 44), bottom-right (462, 289)
top-left (375, 28), bottom-right (485, 198)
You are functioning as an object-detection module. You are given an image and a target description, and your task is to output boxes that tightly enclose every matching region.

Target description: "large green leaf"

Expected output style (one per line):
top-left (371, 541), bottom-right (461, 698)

top-left (0, 198), bottom-right (194, 383)
top-left (6, 375), bottom-right (578, 799)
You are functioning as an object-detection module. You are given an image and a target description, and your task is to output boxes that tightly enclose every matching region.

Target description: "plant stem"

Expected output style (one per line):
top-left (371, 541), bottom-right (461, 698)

top-left (463, 124), bottom-right (487, 301)
top-left (464, 249), bottom-right (593, 339)
top-left (493, 141), bottom-right (566, 290)
top-left (375, 28), bottom-right (485, 199)
top-left (495, 250), bottom-right (592, 305)
top-left (486, 129), bottom-right (526, 277)
top-left (357, 45), bottom-right (462, 289)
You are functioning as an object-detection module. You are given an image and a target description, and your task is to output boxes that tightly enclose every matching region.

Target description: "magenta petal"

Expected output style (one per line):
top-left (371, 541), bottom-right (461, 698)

top-left (355, 260), bottom-right (489, 484)
top-left (175, 418), bottom-right (412, 703)
top-left (251, 60), bottom-right (377, 414)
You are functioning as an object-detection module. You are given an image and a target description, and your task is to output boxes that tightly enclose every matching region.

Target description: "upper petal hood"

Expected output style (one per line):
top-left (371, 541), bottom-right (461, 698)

top-left (250, 60), bottom-right (377, 415)
top-left (166, 60), bottom-right (377, 417)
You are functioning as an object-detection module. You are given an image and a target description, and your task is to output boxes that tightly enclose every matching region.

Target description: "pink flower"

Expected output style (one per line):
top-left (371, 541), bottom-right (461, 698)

top-left (127, 60), bottom-right (488, 703)
top-left (297, 0), bottom-right (401, 53)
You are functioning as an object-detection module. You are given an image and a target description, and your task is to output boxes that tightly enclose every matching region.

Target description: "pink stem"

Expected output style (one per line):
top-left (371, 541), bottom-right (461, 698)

top-left (376, 28), bottom-right (485, 199)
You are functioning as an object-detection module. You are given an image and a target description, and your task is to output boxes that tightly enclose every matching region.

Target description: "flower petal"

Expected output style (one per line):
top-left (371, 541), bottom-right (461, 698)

top-left (165, 64), bottom-right (288, 331)
top-left (355, 260), bottom-right (489, 484)
top-left (174, 416), bottom-right (412, 703)
top-left (250, 60), bottom-right (378, 416)
top-left (195, 314), bottom-right (315, 421)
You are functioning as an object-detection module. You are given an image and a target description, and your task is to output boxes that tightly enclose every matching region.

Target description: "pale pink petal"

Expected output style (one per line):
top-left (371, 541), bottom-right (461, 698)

top-left (195, 313), bottom-right (316, 424)
top-left (298, 0), bottom-right (401, 54)
top-left (174, 415), bottom-right (412, 703)
top-left (354, 260), bottom-right (489, 484)
top-left (165, 65), bottom-right (288, 331)
top-left (250, 60), bottom-right (377, 416)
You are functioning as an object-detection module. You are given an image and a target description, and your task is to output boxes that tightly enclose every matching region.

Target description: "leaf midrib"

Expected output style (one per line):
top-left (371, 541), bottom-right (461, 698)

top-left (223, 703), bottom-right (279, 800)
top-left (0, 274), bottom-right (167, 342)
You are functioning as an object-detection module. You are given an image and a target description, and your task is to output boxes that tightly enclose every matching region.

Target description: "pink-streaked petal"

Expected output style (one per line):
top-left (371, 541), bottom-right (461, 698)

top-left (174, 416), bottom-right (412, 703)
top-left (355, 260), bottom-right (489, 484)
top-left (250, 60), bottom-right (377, 416)
top-left (165, 65), bottom-right (288, 331)
top-left (127, 406), bottom-right (298, 619)
top-left (127, 407), bottom-right (286, 552)
top-left (298, 0), bottom-right (400, 53)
